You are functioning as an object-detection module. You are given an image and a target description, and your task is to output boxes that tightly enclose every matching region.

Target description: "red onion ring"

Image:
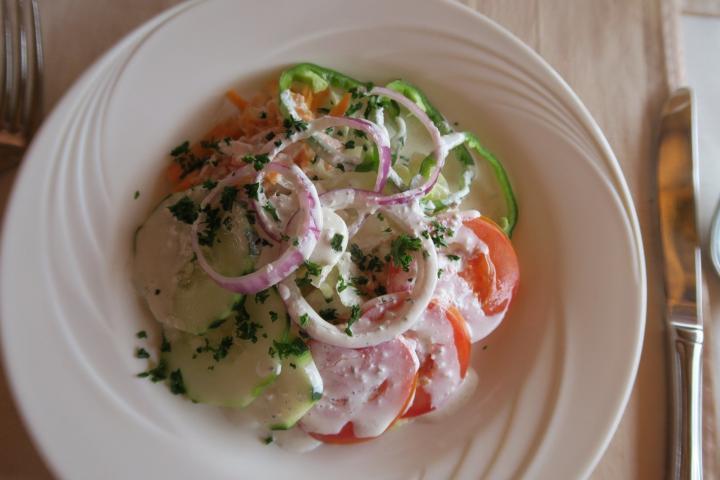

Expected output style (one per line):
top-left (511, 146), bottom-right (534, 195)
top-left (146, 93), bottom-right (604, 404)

top-left (258, 116), bottom-right (392, 193)
top-left (318, 87), bottom-right (465, 207)
top-left (191, 163), bottom-right (323, 294)
top-left (277, 204), bottom-right (438, 348)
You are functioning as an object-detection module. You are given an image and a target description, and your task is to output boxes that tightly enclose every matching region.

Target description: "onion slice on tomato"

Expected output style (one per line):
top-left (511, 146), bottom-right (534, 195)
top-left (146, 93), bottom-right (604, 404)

top-left (191, 162), bottom-right (323, 294)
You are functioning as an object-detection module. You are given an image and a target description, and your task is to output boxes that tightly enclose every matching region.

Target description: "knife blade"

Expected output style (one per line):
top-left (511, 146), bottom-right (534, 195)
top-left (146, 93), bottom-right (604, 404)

top-left (657, 86), bottom-right (704, 480)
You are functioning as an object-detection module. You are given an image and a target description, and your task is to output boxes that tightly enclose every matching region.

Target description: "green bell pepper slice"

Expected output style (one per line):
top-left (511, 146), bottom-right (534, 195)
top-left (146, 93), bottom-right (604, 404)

top-left (463, 132), bottom-right (518, 237)
top-left (279, 63), bottom-right (371, 94)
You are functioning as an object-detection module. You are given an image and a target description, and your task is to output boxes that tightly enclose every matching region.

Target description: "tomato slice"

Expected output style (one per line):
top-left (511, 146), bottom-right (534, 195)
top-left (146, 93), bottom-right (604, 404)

top-left (402, 301), bottom-right (471, 418)
top-left (459, 216), bottom-right (519, 316)
top-left (300, 337), bottom-right (419, 443)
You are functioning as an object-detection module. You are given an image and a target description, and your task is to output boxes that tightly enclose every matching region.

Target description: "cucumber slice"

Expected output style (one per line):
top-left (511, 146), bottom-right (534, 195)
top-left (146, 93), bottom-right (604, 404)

top-left (133, 187), bottom-right (256, 334)
top-left (161, 288), bottom-right (287, 407)
top-left (260, 350), bottom-right (323, 431)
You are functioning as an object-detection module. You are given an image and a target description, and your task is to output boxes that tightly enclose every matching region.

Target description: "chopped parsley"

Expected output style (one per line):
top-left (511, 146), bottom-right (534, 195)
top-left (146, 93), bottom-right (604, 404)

top-left (265, 131), bottom-right (275, 141)
top-left (269, 311), bottom-right (278, 322)
top-left (270, 337), bottom-right (308, 359)
top-left (160, 333), bottom-right (171, 353)
top-left (282, 117), bottom-right (309, 137)
top-left (254, 289), bottom-right (270, 304)
top-left (242, 154), bottom-right (271, 171)
top-left (311, 390), bottom-right (323, 401)
top-left (136, 330), bottom-right (147, 339)
top-left (243, 182), bottom-right (261, 200)
top-left (318, 308), bottom-right (337, 322)
top-left (330, 233), bottom-right (344, 252)
top-left (169, 369), bottom-right (186, 395)
top-left (390, 234), bottom-right (422, 272)
top-left (346, 102), bottom-right (363, 116)
top-left (202, 179), bottom-right (218, 190)
top-left (208, 318), bottom-right (227, 330)
top-left (367, 255), bottom-right (384, 273)
top-left (262, 202), bottom-right (280, 222)
top-left (233, 297), bottom-right (262, 343)
top-left (427, 221), bottom-right (453, 248)
top-left (263, 436), bottom-right (274, 445)
top-left (134, 347), bottom-right (150, 359)
top-left (446, 254), bottom-right (461, 261)
top-left (259, 111), bottom-right (267, 119)
top-left (197, 206), bottom-right (222, 246)
top-left (299, 313), bottom-right (309, 326)
top-left (170, 141), bottom-right (190, 157)
top-left (374, 285), bottom-right (388, 296)
top-left (200, 139), bottom-right (221, 151)
top-left (437, 268), bottom-right (444, 278)
top-left (343, 140), bottom-right (356, 149)
top-left (139, 359), bottom-right (168, 382)
top-left (212, 336), bottom-right (234, 361)
top-left (220, 186), bottom-right (238, 211)
top-left (133, 190), bottom-right (140, 199)
top-left (337, 277), bottom-right (348, 292)
top-left (168, 196), bottom-right (198, 224)
top-left (303, 261), bottom-right (322, 277)
top-left (344, 304), bottom-right (361, 336)
top-left (349, 243), bottom-right (367, 270)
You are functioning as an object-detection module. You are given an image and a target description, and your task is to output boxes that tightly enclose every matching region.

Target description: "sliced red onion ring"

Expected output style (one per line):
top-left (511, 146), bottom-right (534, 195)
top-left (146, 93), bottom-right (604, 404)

top-left (277, 205), bottom-right (438, 348)
top-left (258, 116), bottom-right (392, 193)
top-left (191, 163), bottom-right (323, 294)
top-left (365, 87), bottom-right (465, 205)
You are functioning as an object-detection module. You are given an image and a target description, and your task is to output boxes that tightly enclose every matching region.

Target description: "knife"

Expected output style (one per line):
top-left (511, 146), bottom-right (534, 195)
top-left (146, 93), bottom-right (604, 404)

top-left (658, 87), bottom-right (704, 480)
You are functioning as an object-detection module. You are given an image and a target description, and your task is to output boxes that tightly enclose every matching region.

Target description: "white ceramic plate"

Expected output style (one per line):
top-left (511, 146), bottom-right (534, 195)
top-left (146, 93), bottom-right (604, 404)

top-left (1, 1), bottom-right (645, 478)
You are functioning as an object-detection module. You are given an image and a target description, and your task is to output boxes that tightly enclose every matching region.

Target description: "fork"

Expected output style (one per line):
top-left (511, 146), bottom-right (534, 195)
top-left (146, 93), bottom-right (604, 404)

top-left (0, 0), bottom-right (41, 171)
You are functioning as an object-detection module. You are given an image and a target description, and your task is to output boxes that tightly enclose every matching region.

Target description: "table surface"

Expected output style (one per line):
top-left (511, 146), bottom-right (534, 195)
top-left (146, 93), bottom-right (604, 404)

top-left (0, 0), bottom-right (701, 478)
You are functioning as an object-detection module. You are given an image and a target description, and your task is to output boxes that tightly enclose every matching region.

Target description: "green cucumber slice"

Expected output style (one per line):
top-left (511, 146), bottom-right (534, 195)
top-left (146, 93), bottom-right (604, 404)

top-left (161, 288), bottom-right (287, 407)
top-left (133, 187), bottom-right (256, 334)
top-left (260, 350), bottom-right (323, 431)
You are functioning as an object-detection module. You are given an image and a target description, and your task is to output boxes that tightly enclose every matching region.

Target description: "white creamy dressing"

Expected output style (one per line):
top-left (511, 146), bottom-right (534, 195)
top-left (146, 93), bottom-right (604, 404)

top-left (272, 428), bottom-right (322, 453)
top-left (299, 337), bottom-right (419, 438)
top-left (308, 208), bottom-right (348, 287)
top-left (419, 368), bottom-right (478, 423)
top-left (334, 252), bottom-right (365, 306)
top-left (403, 303), bottom-right (463, 409)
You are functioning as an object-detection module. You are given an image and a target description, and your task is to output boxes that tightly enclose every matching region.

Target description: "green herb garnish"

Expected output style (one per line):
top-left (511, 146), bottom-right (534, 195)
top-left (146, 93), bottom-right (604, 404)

top-left (168, 196), bottom-right (198, 224)
top-left (390, 234), bottom-right (422, 272)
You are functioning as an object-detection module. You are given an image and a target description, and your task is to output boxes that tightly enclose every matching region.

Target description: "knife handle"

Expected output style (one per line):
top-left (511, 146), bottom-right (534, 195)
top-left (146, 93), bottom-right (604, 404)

top-left (668, 321), bottom-right (704, 480)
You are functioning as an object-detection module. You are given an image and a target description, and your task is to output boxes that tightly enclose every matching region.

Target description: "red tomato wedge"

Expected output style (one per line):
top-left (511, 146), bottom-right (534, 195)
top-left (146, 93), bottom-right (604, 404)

top-left (459, 216), bottom-right (519, 316)
top-left (402, 301), bottom-right (471, 418)
top-left (300, 337), bottom-right (419, 444)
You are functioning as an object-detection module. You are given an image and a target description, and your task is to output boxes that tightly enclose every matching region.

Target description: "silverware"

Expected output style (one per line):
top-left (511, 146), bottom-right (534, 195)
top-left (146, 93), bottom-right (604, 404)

top-left (658, 87), bottom-right (704, 480)
top-left (0, 0), bottom-right (41, 171)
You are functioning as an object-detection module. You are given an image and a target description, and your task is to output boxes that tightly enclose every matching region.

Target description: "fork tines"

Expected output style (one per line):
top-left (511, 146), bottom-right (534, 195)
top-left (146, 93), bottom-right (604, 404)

top-left (0, 0), bottom-right (42, 149)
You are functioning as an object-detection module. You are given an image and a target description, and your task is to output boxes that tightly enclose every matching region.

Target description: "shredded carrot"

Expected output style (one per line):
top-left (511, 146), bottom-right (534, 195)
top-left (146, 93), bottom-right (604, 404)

top-left (299, 84), bottom-right (314, 108)
top-left (266, 171), bottom-right (280, 185)
top-left (293, 146), bottom-right (312, 168)
top-left (330, 92), bottom-right (351, 116)
top-left (226, 89), bottom-right (249, 110)
top-left (311, 88), bottom-right (330, 111)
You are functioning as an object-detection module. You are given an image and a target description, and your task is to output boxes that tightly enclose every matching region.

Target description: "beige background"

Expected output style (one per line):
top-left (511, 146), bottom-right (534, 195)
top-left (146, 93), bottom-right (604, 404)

top-left (0, 0), bottom-right (696, 478)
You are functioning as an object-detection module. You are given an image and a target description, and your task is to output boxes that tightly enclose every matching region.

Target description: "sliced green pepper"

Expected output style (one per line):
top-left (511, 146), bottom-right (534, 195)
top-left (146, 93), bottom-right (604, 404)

top-left (278, 63), bottom-right (372, 119)
top-left (463, 132), bottom-right (518, 237)
top-left (386, 79), bottom-right (475, 182)
top-left (279, 63), bottom-right (371, 94)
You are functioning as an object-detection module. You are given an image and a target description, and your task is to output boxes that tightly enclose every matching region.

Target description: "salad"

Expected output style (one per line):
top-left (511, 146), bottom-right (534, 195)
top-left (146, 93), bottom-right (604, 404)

top-left (132, 63), bottom-right (519, 448)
